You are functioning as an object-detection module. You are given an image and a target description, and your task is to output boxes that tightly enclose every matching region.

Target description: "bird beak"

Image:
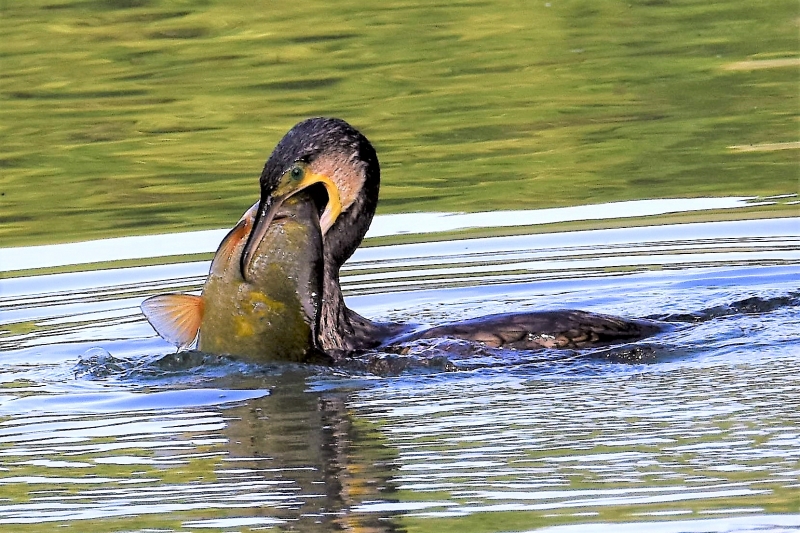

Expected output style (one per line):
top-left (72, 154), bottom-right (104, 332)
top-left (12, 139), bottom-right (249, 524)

top-left (240, 169), bottom-right (342, 280)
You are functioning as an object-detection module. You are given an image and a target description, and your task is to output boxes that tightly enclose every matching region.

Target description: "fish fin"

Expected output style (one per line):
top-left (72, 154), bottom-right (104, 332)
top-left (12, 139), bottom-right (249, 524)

top-left (210, 202), bottom-right (257, 273)
top-left (238, 201), bottom-right (259, 225)
top-left (140, 294), bottom-right (204, 350)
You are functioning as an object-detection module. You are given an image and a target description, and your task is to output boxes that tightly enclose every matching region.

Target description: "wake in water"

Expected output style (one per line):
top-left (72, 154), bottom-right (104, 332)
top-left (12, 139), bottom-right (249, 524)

top-left (648, 291), bottom-right (800, 323)
top-left (71, 292), bottom-right (800, 379)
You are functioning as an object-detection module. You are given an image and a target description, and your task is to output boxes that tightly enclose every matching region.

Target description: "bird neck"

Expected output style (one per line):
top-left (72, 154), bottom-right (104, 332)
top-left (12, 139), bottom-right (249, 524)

top-left (318, 261), bottom-right (355, 351)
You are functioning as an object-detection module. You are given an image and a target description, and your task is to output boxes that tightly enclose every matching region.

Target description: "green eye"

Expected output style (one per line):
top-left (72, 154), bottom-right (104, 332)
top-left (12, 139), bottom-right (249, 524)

top-left (290, 166), bottom-right (304, 180)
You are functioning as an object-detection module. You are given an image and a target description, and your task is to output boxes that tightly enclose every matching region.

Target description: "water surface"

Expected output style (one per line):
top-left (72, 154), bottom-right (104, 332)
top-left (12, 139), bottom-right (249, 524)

top-left (1, 0), bottom-right (797, 530)
top-left (1, 215), bottom-right (798, 532)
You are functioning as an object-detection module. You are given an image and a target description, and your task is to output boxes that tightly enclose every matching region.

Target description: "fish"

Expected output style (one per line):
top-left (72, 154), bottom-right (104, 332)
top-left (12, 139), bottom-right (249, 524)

top-left (140, 192), bottom-right (331, 363)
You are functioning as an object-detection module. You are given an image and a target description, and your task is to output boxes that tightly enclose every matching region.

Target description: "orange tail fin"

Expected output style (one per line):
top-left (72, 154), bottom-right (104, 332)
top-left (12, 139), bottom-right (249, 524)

top-left (141, 294), bottom-right (204, 350)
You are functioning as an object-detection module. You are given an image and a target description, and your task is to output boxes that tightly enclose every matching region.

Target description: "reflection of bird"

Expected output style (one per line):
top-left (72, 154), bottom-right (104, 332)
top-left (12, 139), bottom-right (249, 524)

top-left (237, 117), bottom-right (661, 356)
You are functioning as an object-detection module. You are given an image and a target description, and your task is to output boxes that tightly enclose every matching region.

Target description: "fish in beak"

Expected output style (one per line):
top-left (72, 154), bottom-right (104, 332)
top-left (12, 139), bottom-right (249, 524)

top-left (240, 161), bottom-right (342, 281)
top-left (141, 192), bottom-right (330, 363)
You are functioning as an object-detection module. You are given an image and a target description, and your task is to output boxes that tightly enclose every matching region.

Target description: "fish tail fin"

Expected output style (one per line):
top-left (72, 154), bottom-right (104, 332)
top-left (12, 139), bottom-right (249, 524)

top-left (140, 294), bottom-right (204, 350)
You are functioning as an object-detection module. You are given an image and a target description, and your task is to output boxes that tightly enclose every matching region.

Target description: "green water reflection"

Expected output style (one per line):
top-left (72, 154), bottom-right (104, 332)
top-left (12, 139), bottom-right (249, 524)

top-left (1, 0), bottom-right (797, 246)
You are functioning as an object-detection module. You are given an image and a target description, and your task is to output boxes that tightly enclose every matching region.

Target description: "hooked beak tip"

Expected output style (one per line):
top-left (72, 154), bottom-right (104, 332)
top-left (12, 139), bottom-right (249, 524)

top-left (239, 196), bottom-right (279, 281)
top-left (239, 236), bottom-right (256, 280)
top-left (239, 250), bottom-right (250, 280)
top-left (239, 201), bottom-right (264, 281)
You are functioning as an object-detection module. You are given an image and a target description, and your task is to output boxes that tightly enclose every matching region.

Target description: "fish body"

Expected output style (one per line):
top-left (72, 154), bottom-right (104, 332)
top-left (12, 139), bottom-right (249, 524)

top-left (141, 194), bottom-right (326, 363)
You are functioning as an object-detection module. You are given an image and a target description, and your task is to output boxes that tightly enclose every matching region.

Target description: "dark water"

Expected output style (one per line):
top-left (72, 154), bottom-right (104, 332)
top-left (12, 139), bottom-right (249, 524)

top-left (0, 215), bottom-right (798, 532)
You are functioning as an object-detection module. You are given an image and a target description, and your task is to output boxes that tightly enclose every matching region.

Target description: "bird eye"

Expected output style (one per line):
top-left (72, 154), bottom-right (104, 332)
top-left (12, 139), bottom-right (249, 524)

top-left (290, 166), bottom-right (304, 180)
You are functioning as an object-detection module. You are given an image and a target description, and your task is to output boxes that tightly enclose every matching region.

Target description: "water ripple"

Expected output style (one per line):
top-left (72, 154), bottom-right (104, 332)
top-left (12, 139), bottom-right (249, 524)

top-left (0, 218), bottom-right (798, 531)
